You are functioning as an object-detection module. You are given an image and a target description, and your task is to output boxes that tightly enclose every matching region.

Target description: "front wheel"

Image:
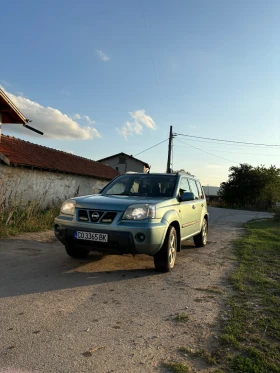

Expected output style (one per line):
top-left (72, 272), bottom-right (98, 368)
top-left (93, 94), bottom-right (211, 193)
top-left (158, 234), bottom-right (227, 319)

top-left (154, 226), bottom-right (177, 272)
top-left (65, 245), bottom-right (89, 259)
top-left (193, 218), bottom-right (208, 247)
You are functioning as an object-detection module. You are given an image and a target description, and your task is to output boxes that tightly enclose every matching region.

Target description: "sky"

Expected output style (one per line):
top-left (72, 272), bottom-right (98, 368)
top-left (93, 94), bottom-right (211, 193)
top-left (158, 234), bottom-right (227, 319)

top-left (1, 0), bottom-right (280, 186)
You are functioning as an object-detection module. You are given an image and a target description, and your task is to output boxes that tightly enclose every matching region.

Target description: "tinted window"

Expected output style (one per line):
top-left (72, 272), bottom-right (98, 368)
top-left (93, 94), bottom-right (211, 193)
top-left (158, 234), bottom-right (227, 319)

top-left (196, 181), bottom-right (204, 199)
top-left (188, 179), bottom-right (199, 200)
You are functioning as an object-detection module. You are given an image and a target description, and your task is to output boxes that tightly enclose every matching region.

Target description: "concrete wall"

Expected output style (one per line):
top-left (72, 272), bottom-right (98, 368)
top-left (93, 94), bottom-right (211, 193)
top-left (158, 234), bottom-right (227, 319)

top-left (0, 163), bottom-right (109, 208)
top-left (99, 156), bottom-right (146, 173)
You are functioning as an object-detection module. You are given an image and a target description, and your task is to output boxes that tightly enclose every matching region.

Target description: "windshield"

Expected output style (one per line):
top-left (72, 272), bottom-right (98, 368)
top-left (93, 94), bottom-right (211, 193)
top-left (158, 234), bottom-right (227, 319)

top-left (102, 174), bottom-right (177, 198)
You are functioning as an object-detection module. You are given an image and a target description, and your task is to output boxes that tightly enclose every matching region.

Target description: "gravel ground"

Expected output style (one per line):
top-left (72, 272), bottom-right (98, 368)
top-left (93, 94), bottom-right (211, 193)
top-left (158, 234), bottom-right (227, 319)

top-left (0, 207), bottom-right (272, 373)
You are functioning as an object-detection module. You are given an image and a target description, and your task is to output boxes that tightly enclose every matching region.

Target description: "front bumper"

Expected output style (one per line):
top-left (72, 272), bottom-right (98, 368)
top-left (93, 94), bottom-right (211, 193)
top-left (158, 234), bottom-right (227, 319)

top-left (54, 217), bottom-right (168, 256)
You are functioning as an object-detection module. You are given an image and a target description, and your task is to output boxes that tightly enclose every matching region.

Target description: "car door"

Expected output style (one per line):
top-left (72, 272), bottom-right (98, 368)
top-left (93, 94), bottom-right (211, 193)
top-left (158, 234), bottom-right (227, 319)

top-left (188, 178), bottom-right (201, 234)
top-left (195, 180), bottom-right (206, 228)
top-left (178, 177), bottom-right (198, 239)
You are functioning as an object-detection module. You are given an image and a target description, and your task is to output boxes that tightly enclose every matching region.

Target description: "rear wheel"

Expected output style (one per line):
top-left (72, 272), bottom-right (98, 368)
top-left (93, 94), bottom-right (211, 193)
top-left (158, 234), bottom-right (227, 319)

top-left (65, 245), bottom-right (89, 259)
top-left (193, 218), bottom-right (208, 247)
top-left (154, 226), bottom-right (177, 272)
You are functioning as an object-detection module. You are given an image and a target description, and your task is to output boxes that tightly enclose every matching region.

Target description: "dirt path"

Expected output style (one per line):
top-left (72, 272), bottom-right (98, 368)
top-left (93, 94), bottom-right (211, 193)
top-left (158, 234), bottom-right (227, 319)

top-left (0, 207), bottom-right (272, 373)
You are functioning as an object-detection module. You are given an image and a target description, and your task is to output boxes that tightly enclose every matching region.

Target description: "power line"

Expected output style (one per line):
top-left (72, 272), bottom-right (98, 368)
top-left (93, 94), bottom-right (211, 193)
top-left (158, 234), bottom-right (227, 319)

top-left (175, 133), bottom-right (280, 148)
top-left (174, 136), bottom-right (280, 150)
top-left (134, 138), bottom-right (169, 156)
top-left (174, 143), bottom-right (280, 157)
top-left (140, 0), bottom-right (164, 114)
top-left (175, 138), bottom-right (239, 164)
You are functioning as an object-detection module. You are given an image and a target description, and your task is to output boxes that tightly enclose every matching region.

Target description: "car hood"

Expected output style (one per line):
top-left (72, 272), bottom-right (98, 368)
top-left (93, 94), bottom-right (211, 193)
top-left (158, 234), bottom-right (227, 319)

top-left (74, 194), bottom-right (166, 212)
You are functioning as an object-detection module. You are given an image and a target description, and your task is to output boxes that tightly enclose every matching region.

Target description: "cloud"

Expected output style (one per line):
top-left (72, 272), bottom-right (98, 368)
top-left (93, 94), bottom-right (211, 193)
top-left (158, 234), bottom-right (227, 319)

top-left (117, 109), bottom-right (156, 139)
top-left (0, 79), bottom-right (12, 87)
top-left (96, 49), bottom-right (110, 62)
top-left (1, 87), bottom-right (101, 140)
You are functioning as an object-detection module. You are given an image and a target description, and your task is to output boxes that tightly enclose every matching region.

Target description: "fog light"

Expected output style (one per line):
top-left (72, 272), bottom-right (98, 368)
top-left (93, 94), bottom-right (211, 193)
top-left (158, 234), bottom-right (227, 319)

top-left (54, 224), bottom-right (60, 234)
top-left (135, 233), bottom-right (146, 243)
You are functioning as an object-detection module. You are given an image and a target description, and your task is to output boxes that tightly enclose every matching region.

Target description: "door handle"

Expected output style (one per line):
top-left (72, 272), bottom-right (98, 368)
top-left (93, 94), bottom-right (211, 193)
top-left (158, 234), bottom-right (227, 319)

top-left (192, 205), bottom-right (196, 209)
top-left (201, 203), bottom-right (204, 207)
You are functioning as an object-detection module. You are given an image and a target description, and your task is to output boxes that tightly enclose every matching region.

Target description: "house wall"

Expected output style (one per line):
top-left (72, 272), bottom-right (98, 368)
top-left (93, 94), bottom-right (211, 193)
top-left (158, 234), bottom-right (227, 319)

top-left (0, 163), bottom-right (109, 208)
top-left (99, 156), bottom-right (146, 173)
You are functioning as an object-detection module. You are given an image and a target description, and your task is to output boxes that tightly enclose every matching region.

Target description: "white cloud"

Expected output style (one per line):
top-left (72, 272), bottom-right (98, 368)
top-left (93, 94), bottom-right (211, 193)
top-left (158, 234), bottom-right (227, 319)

top-left (84, 115), bottom-right (96, 125)
top-left (1, 87), bottom-right (101, 140)
top-left (117, 109), bottom-right (156, 139)
top-left (96, 49), bottom-right (110, 62)
top-left (0, 79), bottom-right (12, 87)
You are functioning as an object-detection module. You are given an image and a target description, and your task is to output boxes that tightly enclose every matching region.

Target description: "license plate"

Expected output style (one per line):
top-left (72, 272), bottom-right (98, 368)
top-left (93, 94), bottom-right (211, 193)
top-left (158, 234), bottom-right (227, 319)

top-left (74, 231), bottom-right (108, 242)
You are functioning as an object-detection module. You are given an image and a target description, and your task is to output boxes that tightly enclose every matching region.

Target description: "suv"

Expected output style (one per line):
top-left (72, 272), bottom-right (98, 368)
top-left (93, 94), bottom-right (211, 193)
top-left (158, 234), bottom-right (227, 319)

top-left (54, 172), bottom-right (208, 272)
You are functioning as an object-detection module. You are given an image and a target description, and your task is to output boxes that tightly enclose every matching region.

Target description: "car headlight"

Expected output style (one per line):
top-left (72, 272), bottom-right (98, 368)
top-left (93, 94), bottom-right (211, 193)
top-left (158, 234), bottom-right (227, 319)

top-left (122, 204), bottom-right (156, 220)
top-left (60, 200), bottom-right (76, 216)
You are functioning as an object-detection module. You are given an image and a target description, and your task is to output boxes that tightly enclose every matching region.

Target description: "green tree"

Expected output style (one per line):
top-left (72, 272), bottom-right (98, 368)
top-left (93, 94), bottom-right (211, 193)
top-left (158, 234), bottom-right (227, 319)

top-left (219, 164), bottom-right (280, 208)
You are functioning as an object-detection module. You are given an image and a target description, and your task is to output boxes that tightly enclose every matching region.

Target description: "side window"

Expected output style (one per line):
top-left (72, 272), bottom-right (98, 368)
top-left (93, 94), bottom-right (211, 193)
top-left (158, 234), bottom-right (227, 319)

top-left (188, 179), bottom-right (200, 200)
top-left (130, 180), bottom-right (139, 193)
top-left (179, 178), bottom-right (191, 195)
top-left (196, 181), bottom-right (204, 199)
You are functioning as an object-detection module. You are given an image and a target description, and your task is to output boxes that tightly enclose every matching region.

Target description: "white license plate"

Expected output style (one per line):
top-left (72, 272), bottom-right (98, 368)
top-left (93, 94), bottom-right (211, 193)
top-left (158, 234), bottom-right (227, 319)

top-left (74, 231), bottom-right (108, 242)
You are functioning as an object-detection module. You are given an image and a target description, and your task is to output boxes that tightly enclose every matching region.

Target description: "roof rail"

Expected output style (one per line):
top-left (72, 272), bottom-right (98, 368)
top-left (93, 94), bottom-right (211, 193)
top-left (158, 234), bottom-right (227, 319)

top-left (176, 171), bottom-right (195, 177)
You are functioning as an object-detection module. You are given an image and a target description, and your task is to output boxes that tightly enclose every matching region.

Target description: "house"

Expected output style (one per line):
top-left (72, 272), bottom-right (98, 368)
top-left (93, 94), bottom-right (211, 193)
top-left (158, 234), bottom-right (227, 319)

top-left (98, 152), bottom-right (150, 173)
top-left (0, 135), bottom-right (119, 207)
top-left (202, 186), bottom-right (220, 202)
top-left (0, 88), bottom-right (28, 138)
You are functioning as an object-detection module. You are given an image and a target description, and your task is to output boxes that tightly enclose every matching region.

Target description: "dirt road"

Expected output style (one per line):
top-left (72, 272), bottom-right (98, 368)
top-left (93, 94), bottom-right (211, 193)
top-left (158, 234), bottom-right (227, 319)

top-left (0, 207), bottom-right (272, 373)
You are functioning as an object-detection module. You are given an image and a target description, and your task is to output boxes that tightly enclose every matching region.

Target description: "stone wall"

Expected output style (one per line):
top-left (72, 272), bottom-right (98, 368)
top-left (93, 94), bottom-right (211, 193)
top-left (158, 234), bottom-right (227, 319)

top-left (0, 164), bottom-right (110, 208)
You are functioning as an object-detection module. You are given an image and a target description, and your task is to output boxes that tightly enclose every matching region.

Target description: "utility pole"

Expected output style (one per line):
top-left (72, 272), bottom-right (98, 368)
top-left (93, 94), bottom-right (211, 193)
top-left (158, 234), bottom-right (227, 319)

top-left (166, 125), bottom-right (173, 173)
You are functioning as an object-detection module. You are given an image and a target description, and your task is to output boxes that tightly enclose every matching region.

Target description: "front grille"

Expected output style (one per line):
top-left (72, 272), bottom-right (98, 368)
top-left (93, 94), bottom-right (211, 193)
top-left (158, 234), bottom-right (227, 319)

top-left (101, 212), bottom-right (117, 224)
top-left (89, 211), bottom-right (104, 222)
top-left (78, 210), bottom-right (89, 222)
top-left (78, 209), bottom-right (117, 224)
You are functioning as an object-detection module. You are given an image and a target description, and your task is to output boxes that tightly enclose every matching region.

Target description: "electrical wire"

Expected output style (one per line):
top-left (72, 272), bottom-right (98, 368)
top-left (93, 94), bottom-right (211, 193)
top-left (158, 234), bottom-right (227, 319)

top-left (175, 138), bottom-right (239, 164)
top-left (174, 133), bottom-right (280, 148)
top-left (134, 138), bottom-right (169, 156)
top-left (174, 136), bottom-right (280, 150)
top-left (174, 142), bottom-right (280, 157)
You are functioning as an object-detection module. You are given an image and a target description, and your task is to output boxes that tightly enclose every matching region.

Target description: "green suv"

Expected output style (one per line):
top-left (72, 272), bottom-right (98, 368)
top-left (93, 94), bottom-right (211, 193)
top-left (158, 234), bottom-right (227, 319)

top-left (54, 172), bottom-right (208, 272)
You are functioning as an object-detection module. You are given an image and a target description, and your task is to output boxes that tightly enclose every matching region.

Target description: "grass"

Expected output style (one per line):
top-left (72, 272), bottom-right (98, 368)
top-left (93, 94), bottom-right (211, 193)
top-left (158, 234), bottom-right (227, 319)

top-left (174, 313), bottom-right (189, 322)
top-left (163, 362), bottom-right (190, 373)
top-left (0, 200), bottom-right (60, 237)
top-left (218, 219), bottom-right (280, 372)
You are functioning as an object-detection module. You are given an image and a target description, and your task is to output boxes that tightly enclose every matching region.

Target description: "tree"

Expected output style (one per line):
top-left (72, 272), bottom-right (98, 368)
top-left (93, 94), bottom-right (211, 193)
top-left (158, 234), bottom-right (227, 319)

top-left (219, 163), bottom-right (280, 208)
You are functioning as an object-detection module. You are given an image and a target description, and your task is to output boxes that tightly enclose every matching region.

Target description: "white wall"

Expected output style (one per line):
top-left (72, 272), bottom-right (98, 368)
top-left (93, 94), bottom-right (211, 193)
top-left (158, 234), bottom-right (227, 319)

top-left (0, 164), bottom-right (109, 208)
top-left (99, 156), bottom-right (146, 173)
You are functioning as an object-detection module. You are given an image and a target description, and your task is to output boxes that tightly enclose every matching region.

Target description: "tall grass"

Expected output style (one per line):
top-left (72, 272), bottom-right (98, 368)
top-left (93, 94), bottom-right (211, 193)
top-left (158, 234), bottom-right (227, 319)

top-left (0, 182), bottom-right (61, 237)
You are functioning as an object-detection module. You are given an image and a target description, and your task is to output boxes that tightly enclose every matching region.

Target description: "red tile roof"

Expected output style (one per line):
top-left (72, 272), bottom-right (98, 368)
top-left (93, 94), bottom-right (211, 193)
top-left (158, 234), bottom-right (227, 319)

top-left (0, 135), bottom-right (119, 180)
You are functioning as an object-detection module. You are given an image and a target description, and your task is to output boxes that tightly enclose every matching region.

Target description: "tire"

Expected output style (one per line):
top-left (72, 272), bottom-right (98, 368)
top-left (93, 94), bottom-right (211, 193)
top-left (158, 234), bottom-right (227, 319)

top-left (65, 245), bottom-right (89, 259)
top-left (154, 226), bottom-right (177, 272)
top-left (193, 218), bottom-right (208, 247)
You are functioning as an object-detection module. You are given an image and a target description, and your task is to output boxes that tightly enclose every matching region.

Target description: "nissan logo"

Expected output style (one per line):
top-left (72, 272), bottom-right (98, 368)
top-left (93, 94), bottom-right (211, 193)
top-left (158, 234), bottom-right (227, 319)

top-left (91, 212), bottom-right (100, 221)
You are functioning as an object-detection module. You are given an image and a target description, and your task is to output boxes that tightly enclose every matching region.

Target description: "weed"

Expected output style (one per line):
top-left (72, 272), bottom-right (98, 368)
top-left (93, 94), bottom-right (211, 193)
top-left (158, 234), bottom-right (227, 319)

top-left (163, 361), bottom-right (190, 373)
top-left (174, 313), bottom-right (189, 322)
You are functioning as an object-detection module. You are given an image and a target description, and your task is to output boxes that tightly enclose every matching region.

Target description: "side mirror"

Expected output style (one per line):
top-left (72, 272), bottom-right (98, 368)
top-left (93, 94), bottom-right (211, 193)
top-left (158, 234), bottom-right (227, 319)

top-left (92, 187), bottom-right (101, 194)
top-left (181, 191), bottom-right (195, 202)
